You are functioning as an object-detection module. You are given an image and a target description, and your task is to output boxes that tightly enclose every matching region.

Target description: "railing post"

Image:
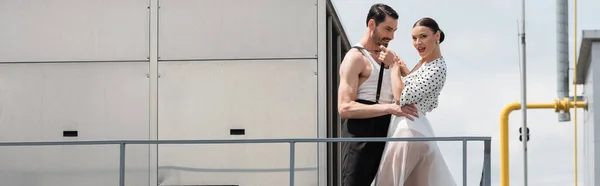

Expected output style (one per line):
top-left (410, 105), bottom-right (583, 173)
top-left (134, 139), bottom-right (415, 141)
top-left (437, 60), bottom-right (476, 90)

top-left (119, 143), bottom-right (126, 186)
top-left (290, 141), bottom-right (296, 186)
top-left (462, 138), bottom-right (468, 186)
top-left (483, 139), bottom-right (491, 186)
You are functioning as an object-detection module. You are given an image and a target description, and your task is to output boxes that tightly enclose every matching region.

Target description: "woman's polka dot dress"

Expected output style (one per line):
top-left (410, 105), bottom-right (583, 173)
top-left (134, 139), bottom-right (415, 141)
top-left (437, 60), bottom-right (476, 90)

top-left (399, 57), bottom-right (447, 114)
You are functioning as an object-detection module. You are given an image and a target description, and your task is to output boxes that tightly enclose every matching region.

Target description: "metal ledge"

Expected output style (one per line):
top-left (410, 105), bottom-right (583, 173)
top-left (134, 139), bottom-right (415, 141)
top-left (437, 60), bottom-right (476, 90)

top-left (576, 30), bottom-right (600, 84)
top-left (0, 59), bottom-right (149, 64)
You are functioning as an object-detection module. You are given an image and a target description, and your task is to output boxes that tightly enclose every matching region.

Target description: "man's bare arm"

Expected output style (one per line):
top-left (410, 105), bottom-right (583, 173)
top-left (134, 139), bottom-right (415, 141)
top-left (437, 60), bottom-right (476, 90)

top-left (337, 50), bottom-right (390, 119)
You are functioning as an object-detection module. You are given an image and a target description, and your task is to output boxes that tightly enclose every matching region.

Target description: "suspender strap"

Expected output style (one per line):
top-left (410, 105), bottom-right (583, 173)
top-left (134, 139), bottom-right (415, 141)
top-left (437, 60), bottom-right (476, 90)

top-left (375, 62), bottom-right (384, 103)
top-left (352, 45), bottom-right (385, 103)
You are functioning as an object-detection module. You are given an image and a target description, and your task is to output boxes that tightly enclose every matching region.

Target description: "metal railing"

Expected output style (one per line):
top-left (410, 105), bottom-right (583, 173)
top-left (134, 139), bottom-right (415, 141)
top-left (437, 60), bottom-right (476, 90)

top-left (0, 136), bottom-right (491, 186)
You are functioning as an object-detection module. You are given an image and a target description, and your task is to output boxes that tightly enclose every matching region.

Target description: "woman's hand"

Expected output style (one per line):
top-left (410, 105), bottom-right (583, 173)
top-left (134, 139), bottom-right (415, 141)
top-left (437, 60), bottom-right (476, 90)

top-left (390, 54), bottom-right (406, 106)
top-left (395, 55), bottom-right (410, 77)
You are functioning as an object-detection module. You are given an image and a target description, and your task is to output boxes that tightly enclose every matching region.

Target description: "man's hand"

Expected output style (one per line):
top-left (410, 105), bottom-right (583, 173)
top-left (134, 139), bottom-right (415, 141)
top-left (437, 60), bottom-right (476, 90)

top-left (378, 45), bottom-right (396, 68)
top-left (401, 104), bottom-right (418, 118)
top-left (384, 103), bottom-right (419, 120)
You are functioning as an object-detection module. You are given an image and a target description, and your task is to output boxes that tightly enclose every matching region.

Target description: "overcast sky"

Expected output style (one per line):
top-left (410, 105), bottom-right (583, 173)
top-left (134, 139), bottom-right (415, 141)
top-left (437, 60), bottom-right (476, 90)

top-left (331, 0), bottom-right (600, 185)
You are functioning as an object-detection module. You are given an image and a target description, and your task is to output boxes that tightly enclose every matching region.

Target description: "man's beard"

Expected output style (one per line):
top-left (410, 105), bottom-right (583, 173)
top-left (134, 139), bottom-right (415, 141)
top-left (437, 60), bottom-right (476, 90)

top-left (373, 31), bottom-right (389, 47)
top-left (378, 40), bottom-right (388, 47)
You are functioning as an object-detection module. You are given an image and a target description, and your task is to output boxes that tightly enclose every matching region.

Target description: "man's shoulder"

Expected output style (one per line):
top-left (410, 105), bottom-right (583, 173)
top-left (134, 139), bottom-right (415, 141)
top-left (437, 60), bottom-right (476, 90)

top-left (340, 49), bottom-right (368, 76)
top-left (346, 48), bottom-right (363, 57)
top-left (343, 48), bottom-right (367, 65)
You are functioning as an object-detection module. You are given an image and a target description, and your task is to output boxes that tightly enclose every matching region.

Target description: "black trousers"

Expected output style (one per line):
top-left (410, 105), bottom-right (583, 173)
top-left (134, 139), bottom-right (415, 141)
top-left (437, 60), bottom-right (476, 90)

top-left (340, 99), bottom-right (391, 186)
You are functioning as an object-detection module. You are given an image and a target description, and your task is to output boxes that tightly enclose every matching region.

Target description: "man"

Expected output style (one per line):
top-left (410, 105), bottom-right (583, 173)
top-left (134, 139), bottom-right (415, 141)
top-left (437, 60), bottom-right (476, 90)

top-left (337, 3), bottom-right (418, 186)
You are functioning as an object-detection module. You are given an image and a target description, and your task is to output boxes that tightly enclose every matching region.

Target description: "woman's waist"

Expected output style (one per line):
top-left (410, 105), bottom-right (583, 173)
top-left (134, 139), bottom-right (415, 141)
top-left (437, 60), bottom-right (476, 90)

top-left (392, 112), bottom-right (429, 123)
top-left (398, 105), bottom-right (428, 118)
top-left (390, 114), bottom-right (434, 134)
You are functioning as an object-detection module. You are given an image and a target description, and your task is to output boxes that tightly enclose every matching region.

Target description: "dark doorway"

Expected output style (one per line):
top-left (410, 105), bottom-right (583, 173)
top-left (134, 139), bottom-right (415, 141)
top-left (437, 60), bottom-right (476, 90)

top-left (325, 4), bottom-right (350, 185)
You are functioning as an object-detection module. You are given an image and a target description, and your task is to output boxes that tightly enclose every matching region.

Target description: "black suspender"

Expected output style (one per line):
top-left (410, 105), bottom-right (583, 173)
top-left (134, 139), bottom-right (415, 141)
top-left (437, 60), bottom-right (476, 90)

top-left (352, 45), bottom-right (385, 103)
top-left (375, 62), bottom-right (384, 103)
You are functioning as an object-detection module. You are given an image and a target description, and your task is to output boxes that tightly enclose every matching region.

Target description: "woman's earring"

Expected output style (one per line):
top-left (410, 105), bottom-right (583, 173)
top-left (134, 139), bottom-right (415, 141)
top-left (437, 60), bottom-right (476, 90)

top-left (437, 40), bottom-right (440, 44)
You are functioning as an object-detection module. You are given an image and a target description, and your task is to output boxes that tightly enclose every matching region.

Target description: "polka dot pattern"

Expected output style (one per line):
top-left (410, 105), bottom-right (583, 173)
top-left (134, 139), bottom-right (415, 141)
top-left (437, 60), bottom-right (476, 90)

top-left (399, 57), bottom-right (447, 114)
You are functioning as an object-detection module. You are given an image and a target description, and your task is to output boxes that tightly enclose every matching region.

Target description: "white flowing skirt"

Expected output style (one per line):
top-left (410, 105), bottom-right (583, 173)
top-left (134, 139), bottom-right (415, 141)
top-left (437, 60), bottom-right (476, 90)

top-left (370, 110), bottom-right (456, 186)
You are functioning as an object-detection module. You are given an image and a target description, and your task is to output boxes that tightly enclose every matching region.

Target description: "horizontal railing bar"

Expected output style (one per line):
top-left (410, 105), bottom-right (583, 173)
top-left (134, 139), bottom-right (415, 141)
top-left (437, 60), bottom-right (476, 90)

top-left (0, 137), bottom-right (490, 146)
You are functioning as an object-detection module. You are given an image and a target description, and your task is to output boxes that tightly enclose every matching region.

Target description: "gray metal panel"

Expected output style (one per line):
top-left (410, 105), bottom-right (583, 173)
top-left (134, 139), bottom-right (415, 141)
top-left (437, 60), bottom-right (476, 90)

top-left (591, 42), bottom-right (600, 186)
top-left (576, 30), bottom-right (600, 84)
top-left (584, 41), bottom-right (600, 186)
top-left (0, 0), bottom-right (150, 62)
top-left (157, 0), bottom-right (318, 60)
top-left (582, 77), bottom-right (595, 186)
top-left (0, 62), bottom-right (151, 186)
top-left (584, 63), bottom-right (595, 186)
top-left (149, 0), bottom-right (160, 185)
top-left (582, 70), bottom-right (597, 186)
top-left (317, 0), bottom-right (328, 185)
top-left (157, 60), bottom-right (318, 186)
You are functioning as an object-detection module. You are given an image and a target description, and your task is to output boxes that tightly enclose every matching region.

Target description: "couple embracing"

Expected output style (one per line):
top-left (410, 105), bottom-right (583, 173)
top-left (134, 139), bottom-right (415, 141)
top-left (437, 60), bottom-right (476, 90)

top-left (337, 3), bottom-right (455, 186)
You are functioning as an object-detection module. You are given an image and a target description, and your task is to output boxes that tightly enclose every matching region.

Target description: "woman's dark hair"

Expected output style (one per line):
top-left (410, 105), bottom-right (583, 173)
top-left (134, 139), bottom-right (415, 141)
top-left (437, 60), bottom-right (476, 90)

top-left (413, 17), bottom-right (445, 44)
top-left (365, 3), bottom-right (399, 27)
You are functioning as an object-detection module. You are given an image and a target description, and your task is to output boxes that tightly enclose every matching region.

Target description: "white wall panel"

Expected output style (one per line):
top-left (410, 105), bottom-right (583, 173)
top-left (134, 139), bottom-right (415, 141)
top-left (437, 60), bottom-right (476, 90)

top-left (584, 63), bottom-right (594, 186)
top-left (586, 42), bottom-right (600, 186)
top-left (0, 0), bottom-right (150, 62)
top-left (158, 0), bottom-right (318, 60)
top-left (157, 60), bottom-right (318, 186)
top-left (0, 62), bottom-right (150, 186)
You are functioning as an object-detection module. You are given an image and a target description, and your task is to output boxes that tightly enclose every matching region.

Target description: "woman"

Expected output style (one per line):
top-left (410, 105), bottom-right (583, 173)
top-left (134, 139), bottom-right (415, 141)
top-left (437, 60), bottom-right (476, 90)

top-left (371, 17), bottom-right (456, 186)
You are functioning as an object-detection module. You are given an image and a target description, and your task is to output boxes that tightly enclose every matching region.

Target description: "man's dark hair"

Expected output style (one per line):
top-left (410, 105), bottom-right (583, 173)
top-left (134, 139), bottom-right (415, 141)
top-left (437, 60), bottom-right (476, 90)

top-left (365, 3), bottom-right (399, 27)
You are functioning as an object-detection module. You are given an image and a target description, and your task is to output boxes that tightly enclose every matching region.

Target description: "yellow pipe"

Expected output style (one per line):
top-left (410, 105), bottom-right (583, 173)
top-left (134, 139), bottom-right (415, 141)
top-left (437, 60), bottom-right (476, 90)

top-left (500, 98), bottom-right (586, 186)
top-left (573, 0), bottom-right (578, 184)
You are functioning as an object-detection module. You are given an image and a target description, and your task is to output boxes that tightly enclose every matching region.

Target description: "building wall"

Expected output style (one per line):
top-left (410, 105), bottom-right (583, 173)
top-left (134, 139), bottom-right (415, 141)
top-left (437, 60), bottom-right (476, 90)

top-left (156, 1), bottom-right (320, 185)
top-left (584, 42), bottom-right (600, 186)
top-left (0, 1), bottom-right (152, 185)
top-left (0, 0), bottom-right (335, 186)
top-left (583, 56), bottom-right (595, 186)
